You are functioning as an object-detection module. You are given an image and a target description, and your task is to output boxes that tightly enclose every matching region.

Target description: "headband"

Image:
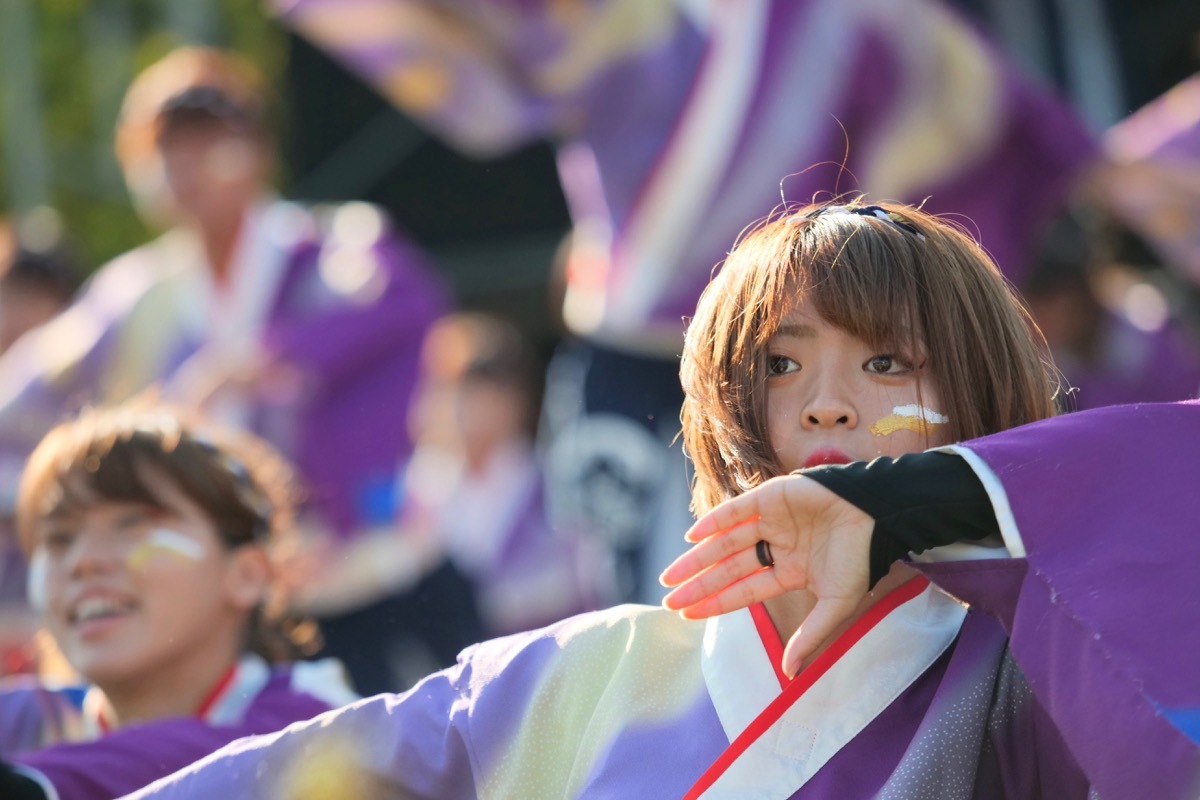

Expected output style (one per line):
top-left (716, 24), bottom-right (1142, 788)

top-left (798, 204), bottom-right (926, 240)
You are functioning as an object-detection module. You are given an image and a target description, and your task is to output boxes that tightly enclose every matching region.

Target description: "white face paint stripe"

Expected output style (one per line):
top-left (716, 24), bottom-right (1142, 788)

top-left (890, 404), bottom-right (949, 424)
top-left (145, 528), bottom-right (206, 559)
top-left (127, 527), bottom-right (206, 569)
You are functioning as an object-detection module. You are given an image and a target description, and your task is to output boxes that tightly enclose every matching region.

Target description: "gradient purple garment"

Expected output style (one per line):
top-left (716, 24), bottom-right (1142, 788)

top-left (269, 0), bottom-right (1096, 351)
top-left (2, 659), bottom-right (356, 800)
top-left (113, 601), bottom-right (1081, 798)
top-left (0, 200), bottom-right (448, 537)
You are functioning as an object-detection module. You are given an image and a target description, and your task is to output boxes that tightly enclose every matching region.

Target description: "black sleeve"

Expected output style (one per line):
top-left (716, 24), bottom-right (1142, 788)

top-left (0, 760), bottom-right (49, 800)
top-left (798, 451), bottom-right (999, 588)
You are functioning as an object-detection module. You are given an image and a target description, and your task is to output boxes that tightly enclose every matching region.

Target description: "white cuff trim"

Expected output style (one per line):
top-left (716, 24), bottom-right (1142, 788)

top-left (933, 444), bottom-right (1026, 558)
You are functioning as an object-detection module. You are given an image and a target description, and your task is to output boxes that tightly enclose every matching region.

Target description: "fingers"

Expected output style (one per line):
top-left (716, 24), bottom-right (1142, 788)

top-left (666, 566), bottom-right (788, 620)
top-left (781, 596), bottom-right (859, 678)
top-left (661, 544), bottom-right (769, 610)
top-left (684, 494), bottom-right (761, 543)
top-left (659, 518), bottom-right (760, 587)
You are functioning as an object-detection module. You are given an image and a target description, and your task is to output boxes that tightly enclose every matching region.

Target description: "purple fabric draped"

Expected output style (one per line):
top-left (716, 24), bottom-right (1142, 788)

top-left (267, 0), bottom-right (1097, 350)
top-left (919, 400), bottom-right (1200, 800)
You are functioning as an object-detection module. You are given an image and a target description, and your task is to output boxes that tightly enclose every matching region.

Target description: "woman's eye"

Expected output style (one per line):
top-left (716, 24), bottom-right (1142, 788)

top-left (768, 355), bottom-right (800, 375)
top-left (117, 509), bottom-right (160, 532)
top-left (865, 355), bottom-right (912, 375)
top-left (40, 530), bottom-right (74, 553)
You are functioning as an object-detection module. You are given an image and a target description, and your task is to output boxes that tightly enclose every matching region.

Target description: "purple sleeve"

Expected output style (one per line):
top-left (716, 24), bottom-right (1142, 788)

top-left (17, 720), bottom-right (286, 800)
top-left (916, 400), bottom-right (1200, 800)
top-left (0, 683), bottom-right (73, 757)
top-left (15, 674), bottom-right (337, 800)
top-left (264, 223), bottom-right (449, 395)
top-left (118, 661), bottom-right (478, 800)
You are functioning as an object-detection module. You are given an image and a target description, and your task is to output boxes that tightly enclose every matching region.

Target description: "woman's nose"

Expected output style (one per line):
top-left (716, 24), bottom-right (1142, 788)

top-left (801, 392), bottom-right (858, 430)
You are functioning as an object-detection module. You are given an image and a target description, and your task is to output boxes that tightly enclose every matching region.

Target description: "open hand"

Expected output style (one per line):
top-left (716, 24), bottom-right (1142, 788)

top-left (659, 473), bottom-right (875, 676)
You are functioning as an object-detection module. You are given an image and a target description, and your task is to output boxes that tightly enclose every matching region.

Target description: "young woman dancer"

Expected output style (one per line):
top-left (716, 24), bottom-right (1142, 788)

top-left (0, 404), bottom-right (357, 800)
top-left (122, 201), bottom-right (1199, 799)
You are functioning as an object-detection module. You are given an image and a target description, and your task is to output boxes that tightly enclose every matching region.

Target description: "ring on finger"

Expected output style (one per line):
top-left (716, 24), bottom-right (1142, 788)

top-left (755, 540), bottom-right (774, 568)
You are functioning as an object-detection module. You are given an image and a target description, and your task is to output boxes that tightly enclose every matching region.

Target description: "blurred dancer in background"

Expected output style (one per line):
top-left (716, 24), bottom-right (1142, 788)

top-left (401, 312), bottom-right (610, 636)
top-left (0, 46), bottom-right (450, 692)
top-left (286, 312), bottom-right (610, 691)
top-left (0, 215), bottom-right (80, 679)
top-left (0, 403), bottom-right (357, 800)
top-left (1048, 69), bottom-right (1200, 407)
top-left (0, 215), bottom-right (79, 356)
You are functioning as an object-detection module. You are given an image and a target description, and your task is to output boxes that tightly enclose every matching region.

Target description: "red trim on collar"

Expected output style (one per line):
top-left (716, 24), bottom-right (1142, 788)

top-left (684, 576), bottom-right (931, 799)
top-left (96, 706), bottom-right (113, 735)
top-left (749, 602), bottom-right (791, 689)
top-left (89, 661), bottom-right (239, 734)
top-left (195, 663), bottom-right (239, 720)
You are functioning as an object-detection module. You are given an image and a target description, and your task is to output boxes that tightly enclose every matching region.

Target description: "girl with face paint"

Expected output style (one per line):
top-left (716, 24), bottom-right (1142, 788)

top-left (0, 403), bottom-right (358, 800)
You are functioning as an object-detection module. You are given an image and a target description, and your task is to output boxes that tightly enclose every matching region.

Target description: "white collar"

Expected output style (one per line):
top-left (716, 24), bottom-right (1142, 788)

top-left (700, 582), bottom-right (967, 797)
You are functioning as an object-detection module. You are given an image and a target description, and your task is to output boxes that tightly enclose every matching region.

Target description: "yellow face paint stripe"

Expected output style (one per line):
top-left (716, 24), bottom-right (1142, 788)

top-left (870, 414), bottom-right (932, 436)
top-left (127, 528), bottom-right (206, 571)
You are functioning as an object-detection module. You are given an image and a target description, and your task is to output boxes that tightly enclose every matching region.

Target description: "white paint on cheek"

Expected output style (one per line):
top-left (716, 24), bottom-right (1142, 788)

top-left (127, 527), bottom-right (206, 570)
top-left (27, 550), bottom-right (48, 612)
top-left (891, 404), bottom-right (950, 424)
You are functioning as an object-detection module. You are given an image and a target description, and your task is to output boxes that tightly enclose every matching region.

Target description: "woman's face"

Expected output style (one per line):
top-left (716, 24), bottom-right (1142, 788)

top-left (158, 127), bottom-right (267, 229)
top-left (764, 299), bottom-right (951, 473)
top-left (28, 467), bottom-right (264, 691)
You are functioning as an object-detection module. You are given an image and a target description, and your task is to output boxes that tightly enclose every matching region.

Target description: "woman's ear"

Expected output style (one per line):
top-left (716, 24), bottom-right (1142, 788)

top-left (223, 544), bottom-right (271, 612)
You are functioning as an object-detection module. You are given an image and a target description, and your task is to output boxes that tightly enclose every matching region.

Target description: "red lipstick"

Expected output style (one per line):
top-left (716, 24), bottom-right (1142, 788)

top-left (802, 448), bottom-right (854, 468)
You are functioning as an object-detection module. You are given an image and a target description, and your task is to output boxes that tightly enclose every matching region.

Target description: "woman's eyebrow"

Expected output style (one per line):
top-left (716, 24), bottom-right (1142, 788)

top-left (773, 323), bottom-right (817, 339)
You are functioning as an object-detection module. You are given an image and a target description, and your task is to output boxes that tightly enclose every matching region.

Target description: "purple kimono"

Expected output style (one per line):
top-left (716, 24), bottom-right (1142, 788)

top-left (1, 656), bottom-right (358, 800)
top-left (116, 401), bottom-right (1200, 799)
top-left (0, 198), bottom-right (448, 535)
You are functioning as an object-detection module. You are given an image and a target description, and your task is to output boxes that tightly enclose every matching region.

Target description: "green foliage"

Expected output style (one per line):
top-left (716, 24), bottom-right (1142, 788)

top-left (1, 0), bottom-right (286, 275)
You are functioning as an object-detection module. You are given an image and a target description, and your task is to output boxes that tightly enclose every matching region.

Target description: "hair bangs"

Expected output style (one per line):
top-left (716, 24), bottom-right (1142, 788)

top-left (788, 216), bottom-right (927, 357)
top-left (18, 426), bottom-right (171, 547)
top-left (56, 441), bottom-right (168, 518)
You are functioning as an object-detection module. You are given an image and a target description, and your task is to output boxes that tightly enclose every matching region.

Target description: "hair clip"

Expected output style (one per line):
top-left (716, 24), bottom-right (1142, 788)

top-left (797, 204), bottom-right (926, 240)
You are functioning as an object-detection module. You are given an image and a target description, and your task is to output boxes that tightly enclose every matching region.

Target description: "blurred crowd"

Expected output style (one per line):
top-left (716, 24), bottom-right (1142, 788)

top-left (1, 0), bottom-right (1199, 796)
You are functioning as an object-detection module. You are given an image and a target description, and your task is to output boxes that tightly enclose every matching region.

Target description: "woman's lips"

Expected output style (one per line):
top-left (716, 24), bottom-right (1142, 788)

top-left (802, 448), bottom-right (854, 468)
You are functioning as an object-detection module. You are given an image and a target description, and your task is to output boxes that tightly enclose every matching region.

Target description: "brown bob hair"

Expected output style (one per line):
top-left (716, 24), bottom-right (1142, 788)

top-left (115, 46), bottom-right (269, 171)
top-left (16, 402), bottom-right (315, 662)
top-left (680, 199), bottom-right (1060, 515)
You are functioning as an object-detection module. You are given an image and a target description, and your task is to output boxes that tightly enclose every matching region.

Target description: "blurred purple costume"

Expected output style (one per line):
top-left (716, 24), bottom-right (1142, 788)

top-left (120, 401), bottom-right (1200, 799)
top-left (0, 199), bottom-right (447, 535)
top-left (1, 656), bottom-right (357, 800)
top-left (267, 0), bottom-right (1100, 601)
top-left (270, 0), bottom-right (1095, 343)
